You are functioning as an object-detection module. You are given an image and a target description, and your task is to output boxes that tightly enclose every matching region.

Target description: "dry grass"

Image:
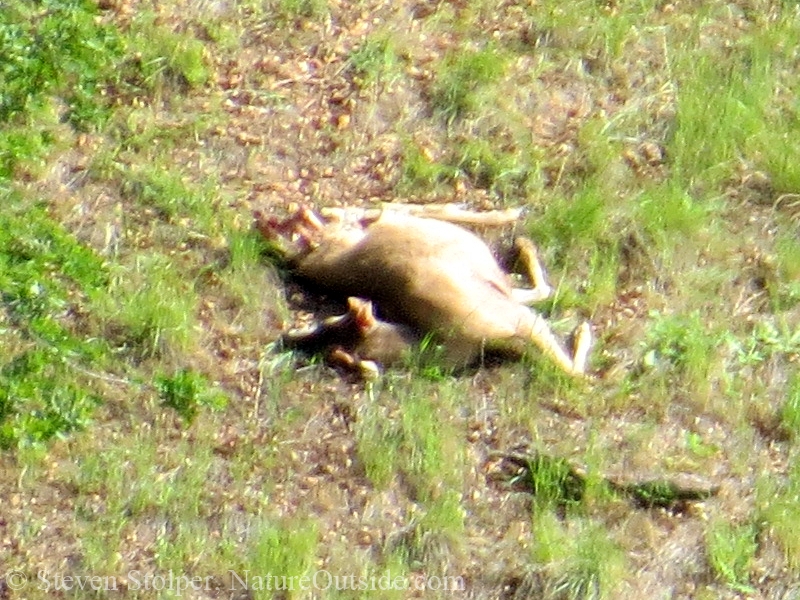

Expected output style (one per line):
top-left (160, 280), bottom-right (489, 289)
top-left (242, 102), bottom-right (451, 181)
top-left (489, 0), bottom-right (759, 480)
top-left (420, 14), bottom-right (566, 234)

top-left (1, 0), bottom-right (800, 598)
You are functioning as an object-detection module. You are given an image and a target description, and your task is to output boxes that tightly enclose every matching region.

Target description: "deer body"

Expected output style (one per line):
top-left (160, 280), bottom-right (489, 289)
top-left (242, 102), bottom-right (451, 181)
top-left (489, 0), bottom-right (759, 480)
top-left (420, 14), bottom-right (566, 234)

top-left (257, 206), bottom-right (591, 375)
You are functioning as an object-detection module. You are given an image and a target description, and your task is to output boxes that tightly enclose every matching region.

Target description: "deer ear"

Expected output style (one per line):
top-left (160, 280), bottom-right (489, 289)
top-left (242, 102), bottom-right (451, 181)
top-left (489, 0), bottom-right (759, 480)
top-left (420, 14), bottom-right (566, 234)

top-left (347, 297), bottom-right (377, 332)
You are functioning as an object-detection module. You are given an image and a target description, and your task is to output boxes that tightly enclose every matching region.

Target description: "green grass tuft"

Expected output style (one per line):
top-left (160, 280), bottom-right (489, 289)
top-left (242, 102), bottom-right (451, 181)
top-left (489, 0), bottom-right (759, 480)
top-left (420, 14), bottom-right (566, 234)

top-left (705, 520), bottom-right (758, 594)
top-left (156, 368), bottom-right (228, 424)
top-left (243, 519), bottom-right (318, 599)
top-left (431, 45), bottom-right (507, 124)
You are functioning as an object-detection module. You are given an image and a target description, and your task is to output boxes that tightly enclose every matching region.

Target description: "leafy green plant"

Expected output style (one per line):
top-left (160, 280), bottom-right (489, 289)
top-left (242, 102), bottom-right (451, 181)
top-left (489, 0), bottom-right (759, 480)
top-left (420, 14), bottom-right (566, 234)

top-left (0, 350), bottom-right (100, 448)
top-left (156, 368), bottom-right (228, 424)
top-left (0, 0), bottom-right (126, 178)
top-left (640, 310), bottom-right (718, 385)
top-left (726, 319), bottom-right (800, 369)
top-left (0, 199), bottom-right (108, 447)
top-left (0, 0), bottom-right (124, 126)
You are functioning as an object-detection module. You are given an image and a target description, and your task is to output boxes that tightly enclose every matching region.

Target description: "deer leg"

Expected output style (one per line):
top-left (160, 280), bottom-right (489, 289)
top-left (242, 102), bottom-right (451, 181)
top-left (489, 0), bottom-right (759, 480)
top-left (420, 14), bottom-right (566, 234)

top-left (511, 237), bottom-right (553, 304)
top-left (329, 347), bottom-right (381, 379)
top-left (571, 322), bottom-right (593, 374)
top-left (512, 237), bottom-right (593, 374)
top-left (320, 203), bottom-right (523, 227)
top-left (520, 310), bottom-right (593, 376)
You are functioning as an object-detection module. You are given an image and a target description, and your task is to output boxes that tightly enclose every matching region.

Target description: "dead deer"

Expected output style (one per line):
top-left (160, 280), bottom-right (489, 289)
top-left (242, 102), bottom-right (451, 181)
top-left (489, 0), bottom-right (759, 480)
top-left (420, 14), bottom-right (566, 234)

top-left (255, 204), bottom-right (592, 377)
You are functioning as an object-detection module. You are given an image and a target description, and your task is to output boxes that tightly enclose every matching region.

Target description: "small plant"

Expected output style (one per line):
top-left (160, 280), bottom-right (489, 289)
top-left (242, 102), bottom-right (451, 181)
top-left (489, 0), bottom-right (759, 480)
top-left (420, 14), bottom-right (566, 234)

top-left (758, 462), bottom-right (800, 571)
top-left (779, 372), bottom-right (800, 440)
top-left (640, 310), bottom-right (718, 387)
top-left (0, 0), bottom-right (124, 126)
top-left (0, 200), bottom-right (108, 447)
top-left (348, 36), bottom-right (400, 86)
top-left (430, 45), bottom-right (506, 124)
top-left (96, 253), bottom-right (199, 358)
top-left (156, 368), bottom-right (227, 424)
top-left (726, 319), bottom-right (800, 369)
top-left (128, 11), bottom-right (209, 92)
top-left (242, 519), bottom-right (318, 600)
top-left (705, 520), bottom-right (757, 594)
top-left (531, 514), bottom-right (627, 599)
top-left (0, 352), bottom-right (100, 449)
top-left (265, 0), bottom-right (329, 26)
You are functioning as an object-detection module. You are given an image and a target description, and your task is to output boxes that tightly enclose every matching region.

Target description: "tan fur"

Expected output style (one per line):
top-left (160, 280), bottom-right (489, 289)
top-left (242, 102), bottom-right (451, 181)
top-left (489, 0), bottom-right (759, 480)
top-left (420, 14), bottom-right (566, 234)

top-left (256, 205), bottom-right (592, 375)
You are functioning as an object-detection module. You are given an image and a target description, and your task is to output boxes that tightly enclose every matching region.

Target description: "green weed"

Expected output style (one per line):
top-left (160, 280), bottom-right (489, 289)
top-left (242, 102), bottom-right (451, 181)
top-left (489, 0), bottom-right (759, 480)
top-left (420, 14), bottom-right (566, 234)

top-left (780, 372), bottom-right (800, 441)
top-left (349, 36), bottom-right (401, 87)
top-left (0, 0), bottom-right (124, 127)
top-left (0, 199), bottom-right (109, 447)
top-left (0, 351), bottom-right (100, 449)
top-left (95, 254), bottom-right (199, 359)
top-left (758, 461), bottom-right (800, 570)
top-left (128, 11), bottom-right (209, 92)
top-left (639, 310), bottom-right (719, 391)
top-left (156, 368), bottom-right (228, 424)
top-left (705, 520), bottom-right (757, 594)
top-left (726, 319), bottom-right (800, 369)
top-left (430, 45), bottom-right (507, 124)
top-left (531, 513), bottom-right (627, 599)
top-left (242, 519), bottom-right (318, 599)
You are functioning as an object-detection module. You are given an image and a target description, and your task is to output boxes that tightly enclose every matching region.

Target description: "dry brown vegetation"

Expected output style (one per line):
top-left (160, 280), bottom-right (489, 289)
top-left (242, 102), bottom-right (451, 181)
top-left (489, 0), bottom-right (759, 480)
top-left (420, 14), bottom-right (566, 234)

top-left (2, 0), bottom-right (800, 599)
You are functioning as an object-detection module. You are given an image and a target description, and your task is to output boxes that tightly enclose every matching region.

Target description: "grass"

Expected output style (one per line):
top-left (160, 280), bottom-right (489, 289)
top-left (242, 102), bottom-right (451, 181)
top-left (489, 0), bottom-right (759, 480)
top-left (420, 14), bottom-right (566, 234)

top-left (243, 519), bottom-right (319, 599)
top-left (2, 0), bottom-right (800, 598)
top-left (705, 520), bottom-right (758, 594)
top-left (529, 512), bottom-right (628, 599)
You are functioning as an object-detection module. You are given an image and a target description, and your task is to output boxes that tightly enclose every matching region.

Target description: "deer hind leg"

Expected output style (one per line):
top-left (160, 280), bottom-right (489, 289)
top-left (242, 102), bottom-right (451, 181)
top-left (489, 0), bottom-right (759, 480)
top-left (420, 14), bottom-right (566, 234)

top-left (522, 311), bottom-right (593, 376)
top-left (328, 347), bottom-right (381, 380)
top-left (320, 203), bottom-right (523, 227)
top-left (510, 237), bottom-right (592, 375)
top-left (511, 237), bottom-right (553, 304)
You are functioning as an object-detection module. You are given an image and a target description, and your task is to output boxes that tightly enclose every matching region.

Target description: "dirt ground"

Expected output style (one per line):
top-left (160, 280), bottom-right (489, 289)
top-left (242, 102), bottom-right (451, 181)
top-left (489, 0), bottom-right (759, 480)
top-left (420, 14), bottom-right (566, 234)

top-left (2, 1), bottom-right (800, 599)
